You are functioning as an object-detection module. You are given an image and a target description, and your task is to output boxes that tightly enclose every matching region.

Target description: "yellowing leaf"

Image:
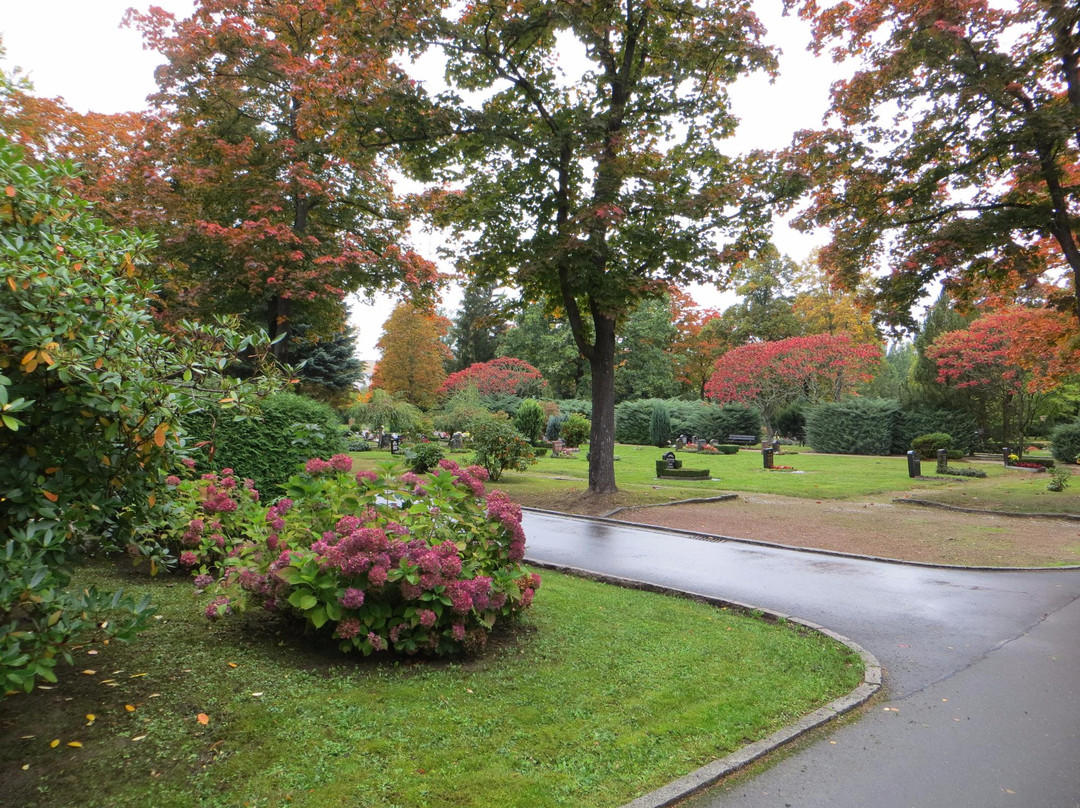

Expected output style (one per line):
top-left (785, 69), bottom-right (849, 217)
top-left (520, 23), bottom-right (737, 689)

top-left (125, 704), bottom-right (136, 712)
top-left (153, 422), bottom-right (168, 448)
top-left (4, 185), bottom-right (14, 197)
top-left (6, 277), bottom-right (15, 292)
top-left (42, 490), bottom-right (59, 503)
top-left (227, 662), bottom-right (237, 668)
top-left (49, 739), bottom-right (60, 748)
top-left (67, 741), bottom-right (82, 748)
top-left (93, 358), bottom-right (104, 370)
top-left (148, 494), bottom-right (156, 507)
top-left (81, 670), bottom-right (96, 675)
top-left (86, 714), bottom-right (96, 724)
top-left (197, 713), bottom-right (210, 725)
top-left (132, 734), bottom-right (147, 742)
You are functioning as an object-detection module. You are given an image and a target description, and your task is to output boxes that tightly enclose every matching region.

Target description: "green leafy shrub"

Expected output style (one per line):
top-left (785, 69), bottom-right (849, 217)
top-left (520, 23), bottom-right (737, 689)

top-left (649, 401), bottom-right (671, 447)
top-left (911, 432), bottom-right (954, 460)
top-left (1046, 466), bottom-right (1071, 492)
top-left (405, 442), bottom-right (445, 474)
top-left (0, 139), bottom-right (280, 694)
top-left (513, 398), bottom-right (546, 444)
top-left (482, 393), bottom-right (523, 416)
top-left (350, 389), bottom-right (429, 436)
top-left (713, 444), bottom-right (741, 454)
top-left (434, 387), bottom-right (491, 435)
top-left (1050, 421), bottom-right (1080, 464)
top-left (470, 418), bottom-right (537, 481)
top-left (805, 399), bottom-right (898, 455)
top-left (183, 393), bottom-right (346, 494)
top-left (774, 405), bottom-right (806, 442)
top-left (560, 413), bottom-right (591, 447)
top-left (198, 457), bottom-right (538, 656)
top-left (553, 398), bottom-right (592, 418)
top-left (614, 399), bottom-right (760, 445)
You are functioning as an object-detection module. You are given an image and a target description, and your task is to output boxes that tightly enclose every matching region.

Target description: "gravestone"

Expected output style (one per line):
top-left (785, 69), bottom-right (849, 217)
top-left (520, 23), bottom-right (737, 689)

top-left (771, 439), bottom-right (781, 453)
top-left (378, 432), bottom-right (391, 450)
top-left (450, 432), bottom-right (464, 450)
top-left (937, 448), bottom-right (948, 474)
top-left (674, 437), bottom-right (686, 451)
top-left (762, 447), bottom-right (774, 469)
top-left (390, 435), bottom-right (401, 454)
top-left (662, 451), bottom-right (678, 470)
top-left (697, 439), bottom-right (707, 450)
top-left (907, 450), bottom-right (922, 478)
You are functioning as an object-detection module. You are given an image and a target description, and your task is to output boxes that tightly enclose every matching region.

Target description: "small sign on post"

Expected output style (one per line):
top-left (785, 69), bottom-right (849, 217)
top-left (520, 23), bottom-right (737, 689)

top-left (907, 450), bottom-right (922, 478)
top-left (1002, 446), bottom-right (1011, 467)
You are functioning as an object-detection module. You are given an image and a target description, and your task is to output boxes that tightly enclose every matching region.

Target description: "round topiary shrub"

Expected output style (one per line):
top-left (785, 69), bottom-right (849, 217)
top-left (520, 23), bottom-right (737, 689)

top-left (194, 456), bottom-right (538, 656)
top-left (1050, 421), bottom-right (1080, 464)
top-left (911, 432), bottom-right (953, 460)
top-left (182, 393), bottom-right (346, 494)
top-left (405, 442), bottom-right (445, 474)
top-left (560, 413), bottom-right (591, 447)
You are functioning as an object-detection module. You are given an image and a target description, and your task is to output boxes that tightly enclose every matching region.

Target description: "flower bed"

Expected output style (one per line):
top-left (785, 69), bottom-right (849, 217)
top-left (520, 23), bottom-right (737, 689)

top-left (167, 455), bottom-right (538, 656)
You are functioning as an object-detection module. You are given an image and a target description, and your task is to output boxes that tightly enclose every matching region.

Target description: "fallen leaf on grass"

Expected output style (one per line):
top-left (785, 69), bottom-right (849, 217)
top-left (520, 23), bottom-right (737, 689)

top-left (21, 764), bottom-right (29, 771)
top-left (132, 735), bottom-right (147, 742)
top-left (81, 670), bottom-right (96, 676)
top-left (130, 673), bottom-right (147, 678)
top-left (250, 692), bottom-right (264, 698)
top-left (86, 714), bottom-right (96, 725)
top-left (86, 649), bottom-right (98, 655)
top-left (67, 742), bottom-right (83, 748)
top-left (125, 704), bottom-right (136, 712)
top-left (197, 713), bottom-right (210, 725)
top-left (49, 739), bottom-right (60, 748)
top-left (227, 662), bottom-right (238, 668)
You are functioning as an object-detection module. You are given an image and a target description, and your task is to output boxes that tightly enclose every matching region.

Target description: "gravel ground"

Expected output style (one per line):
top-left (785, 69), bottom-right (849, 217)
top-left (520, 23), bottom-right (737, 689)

top-left (610, 493), bottom-right (1080, 567)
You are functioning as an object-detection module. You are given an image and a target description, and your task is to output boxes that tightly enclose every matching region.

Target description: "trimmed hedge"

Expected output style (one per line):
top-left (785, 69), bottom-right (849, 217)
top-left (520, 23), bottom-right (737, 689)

top-left (657, 467), bottom-right (710, 479)
top-left (1050, 421), bottom-right (1080, 464)
top-left (806, 399), bottom-right (979, 456)
top-left (805, 399), bottom-right (898, 455)
top-left (615, 399), bottom-right (760, 445)
top-left (655, 458), bottom-right (683, 475)
top-left (182, 393), bottom-right (347, 493)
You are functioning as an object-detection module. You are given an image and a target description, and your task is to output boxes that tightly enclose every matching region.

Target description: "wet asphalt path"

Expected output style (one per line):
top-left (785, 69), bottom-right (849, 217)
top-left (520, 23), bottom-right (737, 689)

top-left (522, 511), bottom-right (1080, 808)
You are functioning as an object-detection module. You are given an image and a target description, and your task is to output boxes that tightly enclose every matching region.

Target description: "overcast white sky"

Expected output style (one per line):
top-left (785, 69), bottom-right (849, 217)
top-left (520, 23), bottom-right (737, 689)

top-left (1, 0), bottom-right (843, 358)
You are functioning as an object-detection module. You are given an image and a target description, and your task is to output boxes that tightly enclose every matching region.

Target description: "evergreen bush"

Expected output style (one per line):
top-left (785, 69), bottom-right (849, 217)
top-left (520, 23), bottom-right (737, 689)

top-left (649, 400), bottom-right (672, 447)
top-left (894, 407), bottom-right (979, 455)
top-left (183, 393), bottom-right (346, 494)
top-left (545, 413), bottom-right (568, 441)
top-left (805, 399), bottom-right (898, 455)
top-left (553, 398), bottom-right (593, 418)
top-left (405, 442), bottom-right (446, 474)
top-left (513, 398), bottom-right (546, 444)
top-left (911, 432), bottom-right (954, 460)
top-left (1050, 421), bottom-right (1080, 464)
top-left (560, 413), bottom-right (591, 447)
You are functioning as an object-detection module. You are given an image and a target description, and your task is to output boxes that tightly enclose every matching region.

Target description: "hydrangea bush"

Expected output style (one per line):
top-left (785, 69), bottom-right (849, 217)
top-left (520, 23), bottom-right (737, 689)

top-left (195, 455), bottom-right (539, 656)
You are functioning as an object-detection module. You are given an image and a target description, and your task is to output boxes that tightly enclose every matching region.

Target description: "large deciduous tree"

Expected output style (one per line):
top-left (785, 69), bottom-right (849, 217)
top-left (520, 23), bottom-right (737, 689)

top-left (370, 302), bottom-right (450, 409)
top-left (927, 306), bottom-right (1080, 452)
top-left (124, 0), bottom-right (439, 360)
top-left (497, 304), bottom-right (590, 399)
top-left (705, 333), bottom-right (881, 435)
top-left (440, 356), bottom-right (547, 399)
top-left (669, 288), bottom-right (728, 400)
top-left (788, 0), bottom-right (1080, 328)
top-left (418, 0), bottom-right (783, 493)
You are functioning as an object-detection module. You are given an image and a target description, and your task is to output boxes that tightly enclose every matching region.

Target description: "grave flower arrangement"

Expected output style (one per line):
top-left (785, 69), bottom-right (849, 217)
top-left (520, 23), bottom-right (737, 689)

top-left (177, 455), bottom-right (538, 656)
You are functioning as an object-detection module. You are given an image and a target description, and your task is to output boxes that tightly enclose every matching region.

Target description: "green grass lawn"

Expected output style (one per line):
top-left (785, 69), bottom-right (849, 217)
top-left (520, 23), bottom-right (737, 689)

top-left (0, 564), bottom-right (862, 808)
top-left (355, 444), bottom-right (1080, 515)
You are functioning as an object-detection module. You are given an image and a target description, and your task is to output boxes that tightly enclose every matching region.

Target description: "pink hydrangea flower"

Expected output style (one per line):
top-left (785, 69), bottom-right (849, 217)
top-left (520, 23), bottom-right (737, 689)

top-left (418, 609), bottom-right (437, 628)
top-left (165, 475), bottom-right (181, 486)
top-left (340, 587), bottom-right (365, 609)
top-left (336, 617), bottom-right (362, 640)
top-left (305, 457), bottom-right (332, 474)
top-left (329, 453), bottom-right (353, 472)
top-left (179, 551), bottom-right (199, 567)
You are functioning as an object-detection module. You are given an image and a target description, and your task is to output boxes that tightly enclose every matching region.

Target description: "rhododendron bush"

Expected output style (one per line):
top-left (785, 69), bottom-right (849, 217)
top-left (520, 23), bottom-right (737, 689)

top-left (177, 455), bottom-right (539, 656)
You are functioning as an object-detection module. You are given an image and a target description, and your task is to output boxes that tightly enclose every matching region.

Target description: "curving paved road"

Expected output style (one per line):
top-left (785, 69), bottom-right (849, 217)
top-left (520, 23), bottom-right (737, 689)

top-left (522, 511), bottom-right (1080, 808)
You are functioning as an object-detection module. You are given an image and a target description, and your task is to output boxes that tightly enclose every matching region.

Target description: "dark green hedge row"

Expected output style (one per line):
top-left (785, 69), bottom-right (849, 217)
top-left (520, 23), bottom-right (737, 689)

top-left (182, 393), bottom-right (346, 494)
top-left (805, 399), bottom-right (979, 456)
top-left (615, 399), bottom-right (760, 446)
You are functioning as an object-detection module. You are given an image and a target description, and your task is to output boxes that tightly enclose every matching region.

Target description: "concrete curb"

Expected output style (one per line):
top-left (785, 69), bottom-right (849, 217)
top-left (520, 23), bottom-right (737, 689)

top-left (601, 493), bottom-right (739, 519)
top-left (521, 559), bottom-right (882, 808)
top-left (523, 506), bottom-right (1080, 572)
top-left (895, 497), bottom-right (1080, 522)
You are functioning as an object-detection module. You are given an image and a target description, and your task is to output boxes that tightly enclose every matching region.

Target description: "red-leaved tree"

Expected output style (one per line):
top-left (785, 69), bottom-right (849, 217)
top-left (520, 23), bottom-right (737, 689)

top-left (439, 357), bottom-right (547, 399)
top-left (705, 333), bottom-right (881, 435)
top-left (927, 307), bottom-right (1080, 454)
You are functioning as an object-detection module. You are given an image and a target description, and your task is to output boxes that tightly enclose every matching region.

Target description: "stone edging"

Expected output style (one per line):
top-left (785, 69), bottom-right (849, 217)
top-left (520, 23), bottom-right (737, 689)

top-left (522, 559), bottom-right (882, 808)
top-left (895, 498), bottom-right (1080, 522)
top-left (601, 493), bottom-right (739, 519)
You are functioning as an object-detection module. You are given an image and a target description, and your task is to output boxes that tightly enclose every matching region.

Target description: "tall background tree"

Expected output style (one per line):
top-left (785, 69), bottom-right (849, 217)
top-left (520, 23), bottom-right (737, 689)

top-left (496, 304), bottom-right (590, 399)
top-left (370, 302), bottom-right (450, 409)
top-left (448, 279), bottom-right (510, 372)
top-left (123, 1), bottom-right (439, 360)
top-left (789, 0), bottom-right (1080, 328)
top-left (717, 246), bottom-right (803, 344)
top-left (412, 0), bottom-right (786, 493)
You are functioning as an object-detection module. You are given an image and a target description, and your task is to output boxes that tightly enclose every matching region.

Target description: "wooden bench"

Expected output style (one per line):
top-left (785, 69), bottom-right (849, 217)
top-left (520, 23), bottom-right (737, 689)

top-left (726, 434), bottom-right (759, 446)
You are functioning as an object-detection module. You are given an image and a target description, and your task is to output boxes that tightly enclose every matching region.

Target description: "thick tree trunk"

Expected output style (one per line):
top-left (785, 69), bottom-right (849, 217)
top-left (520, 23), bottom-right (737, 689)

top-left (268, 294), bottom-right (292, 363)
top-left (587, 313), bottom-right (618, 494)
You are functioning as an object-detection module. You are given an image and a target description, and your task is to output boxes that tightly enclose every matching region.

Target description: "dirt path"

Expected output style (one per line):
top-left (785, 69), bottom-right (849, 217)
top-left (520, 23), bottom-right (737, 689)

top-left (608, 493), bottom-right (1080, 567)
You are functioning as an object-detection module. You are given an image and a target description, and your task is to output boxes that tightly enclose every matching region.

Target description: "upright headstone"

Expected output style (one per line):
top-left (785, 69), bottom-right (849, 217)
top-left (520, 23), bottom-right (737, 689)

top-left (663, 451), bottom-right (678, 470)
top-left (907, 450), bottom-right (922, 478)
top-left (378, 432), bottom-right (391, 450)
top-left (936, 448), bottom-right (949, 474)
top-left (674, 437), bottom-right (686, 451)
top-left (697, 439), bottom-right (707, 450)
top-left (762, 447), bottom-right (774, 469)
top-left (450, 432), bottom-right (464, 450)
top-left (771, 439), bottom-right (781, 453)
top-left (390, 435), bottom-right (401, 455)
